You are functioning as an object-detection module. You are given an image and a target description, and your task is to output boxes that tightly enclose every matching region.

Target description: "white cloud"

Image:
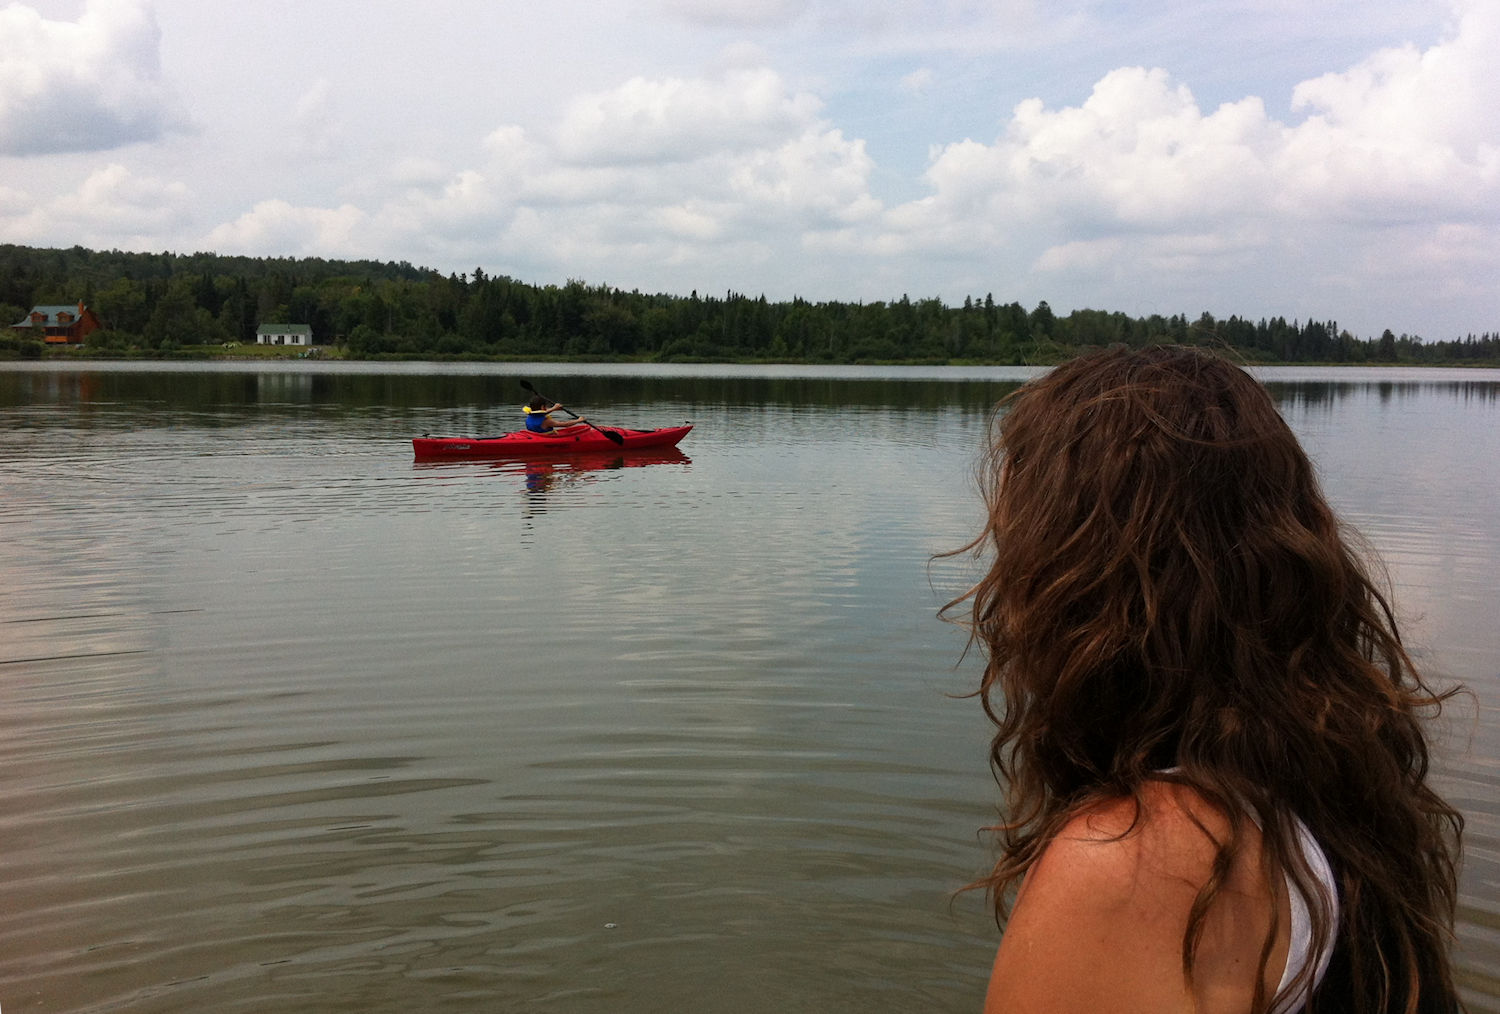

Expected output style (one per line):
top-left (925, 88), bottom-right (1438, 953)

top-left (375, 169), bottom-right (506, 245)
top-left (1292, 0), bottom-right (1495, 151)
top-left (657, 203), bottom-right (725, 241)
top-left (728, 127), bottom-right (880, 225)
top-left (900, 68), bottom-right (935, 94)
top-left (52, 162), bottom-right (191, 228)
top-left (1275, 0), bottom-right (1500, 224)
top-left (1034, 237), bottom-right (1124, 274)
top-left (802, 0), bottom-right (1053, 50)
top-left (0, 0), bottom-right (189, 156)
top-left (187, 58), bottom-right (884, 288)
top-left (0, 183), bottom-right (27, 215)
top-left (0, 163), bottom-right (191, 246)
top-left (290, 78), bottom-right (339, 159)
top-left (849, 0), bottom-right (1497, 314)
top-left (995, 68), bottom-right (1280, 228)
top-left (655, 0), bottom-right (810, 29)
top-left (552, 68), bottom-right (824, 165)
top-left (656, 0), bottom-right (1049, 42)
top-left (389, 157), bottom-right (449, 188)
top-left (205, 199), bottom-right (365, 258)
top-left (715, 41), bottom-right (773, 70)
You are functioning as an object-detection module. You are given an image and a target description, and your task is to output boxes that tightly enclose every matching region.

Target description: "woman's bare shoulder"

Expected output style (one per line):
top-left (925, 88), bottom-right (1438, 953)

top-left (1075, 781), bottom-right (1240, 864)
top-left (984, 784), bottom-right (1275, 1014)
top-left (1020, 785), bottom-right (1236, 929)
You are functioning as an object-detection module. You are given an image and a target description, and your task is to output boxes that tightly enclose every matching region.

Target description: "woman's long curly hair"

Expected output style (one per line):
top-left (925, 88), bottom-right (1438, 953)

top-left (947, 346), bottom-right (1463, 1013)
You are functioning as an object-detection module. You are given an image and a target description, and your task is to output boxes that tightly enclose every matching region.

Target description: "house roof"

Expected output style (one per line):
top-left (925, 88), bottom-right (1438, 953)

top-left (256, 323), bottom-right (313, 334)
top-left (11, 304), bottom-right (91, 328)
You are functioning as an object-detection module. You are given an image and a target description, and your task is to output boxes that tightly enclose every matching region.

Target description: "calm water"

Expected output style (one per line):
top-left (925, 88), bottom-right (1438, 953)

top-left (1, 362), bottom-right (1497, 1013)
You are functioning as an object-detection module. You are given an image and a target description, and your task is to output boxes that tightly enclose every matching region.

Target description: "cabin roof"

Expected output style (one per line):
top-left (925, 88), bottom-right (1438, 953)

top-left (12, 304), bottom-right (91, 327)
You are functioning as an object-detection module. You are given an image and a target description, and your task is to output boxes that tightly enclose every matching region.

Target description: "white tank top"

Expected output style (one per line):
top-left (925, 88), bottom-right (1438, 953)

top-left (1271, 814), bottom-right (1340, 1014)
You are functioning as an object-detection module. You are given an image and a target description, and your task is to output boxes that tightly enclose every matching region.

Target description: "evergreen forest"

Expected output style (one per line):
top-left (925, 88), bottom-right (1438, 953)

top-left (3, 243), bottom-right (1496, 365)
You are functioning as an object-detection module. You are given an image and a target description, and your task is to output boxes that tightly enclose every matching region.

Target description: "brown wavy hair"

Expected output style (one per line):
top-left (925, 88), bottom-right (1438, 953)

top-left (946, 346), bottom-right (1463, 1013)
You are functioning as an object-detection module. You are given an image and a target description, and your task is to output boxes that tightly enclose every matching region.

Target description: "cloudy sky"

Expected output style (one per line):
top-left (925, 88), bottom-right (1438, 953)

top-left (1, 0), bottom-right (1494, 338)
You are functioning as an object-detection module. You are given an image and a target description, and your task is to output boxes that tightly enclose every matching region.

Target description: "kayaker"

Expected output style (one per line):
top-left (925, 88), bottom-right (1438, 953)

top-left (946, 346), bottom-right (1463, 1014)
top-left (523, 396), bottom-right (586, 433)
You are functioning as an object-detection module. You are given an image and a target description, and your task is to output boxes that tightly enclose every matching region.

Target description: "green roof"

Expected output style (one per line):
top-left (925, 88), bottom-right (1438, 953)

top-left (256, 323), bottom-right (312, 334)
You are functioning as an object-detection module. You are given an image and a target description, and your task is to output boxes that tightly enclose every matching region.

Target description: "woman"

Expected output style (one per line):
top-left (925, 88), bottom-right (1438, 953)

top-left (947, 346), bottom-right (1464, 1013)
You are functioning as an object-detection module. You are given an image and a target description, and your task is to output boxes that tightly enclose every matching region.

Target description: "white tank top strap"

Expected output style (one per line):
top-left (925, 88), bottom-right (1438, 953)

top-left (1270, 813), bottom-right (1339, 1014)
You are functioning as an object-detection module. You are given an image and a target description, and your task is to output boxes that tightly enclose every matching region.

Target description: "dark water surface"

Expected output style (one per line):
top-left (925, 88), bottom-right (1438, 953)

top-left (1, 362), bottom-right (1497, 1013)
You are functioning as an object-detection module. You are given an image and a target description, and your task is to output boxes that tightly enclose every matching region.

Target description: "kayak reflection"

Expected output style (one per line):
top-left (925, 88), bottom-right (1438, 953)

top-left (413, 446), bottom-right (691, 497)
top-left (517, 446), bottom-right (691, 492)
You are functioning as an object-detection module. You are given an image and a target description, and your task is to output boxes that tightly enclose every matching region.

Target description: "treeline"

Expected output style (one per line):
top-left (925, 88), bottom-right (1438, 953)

top-left (3, 243), bottom-right (1496, 364)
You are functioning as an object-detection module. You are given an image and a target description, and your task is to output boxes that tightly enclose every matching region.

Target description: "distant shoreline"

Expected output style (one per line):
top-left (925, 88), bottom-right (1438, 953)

top-left (7, 345), bottom-right (1500, 369)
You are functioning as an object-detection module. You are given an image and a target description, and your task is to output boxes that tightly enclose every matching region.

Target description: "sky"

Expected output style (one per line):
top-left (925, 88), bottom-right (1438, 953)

top-left (0, 0), bottom-right (1495, 339)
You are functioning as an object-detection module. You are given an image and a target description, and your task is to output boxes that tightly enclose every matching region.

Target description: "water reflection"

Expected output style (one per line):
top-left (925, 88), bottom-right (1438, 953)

top-left (0, 365), bottom-right (1027, 417)
top-left (412, 448), bottom-right (693, 510)
top-left (1, 362), bottom-right (1498, 1013)
top-left (1263, 378), bottom-right (1500, 412)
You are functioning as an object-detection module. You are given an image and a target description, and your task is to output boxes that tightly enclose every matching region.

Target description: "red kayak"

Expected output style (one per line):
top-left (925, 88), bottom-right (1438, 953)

top-left (412, 424), bottom-right (692, 460)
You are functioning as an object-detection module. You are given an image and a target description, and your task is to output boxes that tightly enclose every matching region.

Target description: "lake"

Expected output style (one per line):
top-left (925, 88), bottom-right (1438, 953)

top-left (1, 361), bottom-right (1497, 1013)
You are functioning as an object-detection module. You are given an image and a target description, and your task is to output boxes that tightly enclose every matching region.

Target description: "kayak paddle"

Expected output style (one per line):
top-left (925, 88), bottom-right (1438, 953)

top-left (520, 380), bottom-right (625, 446)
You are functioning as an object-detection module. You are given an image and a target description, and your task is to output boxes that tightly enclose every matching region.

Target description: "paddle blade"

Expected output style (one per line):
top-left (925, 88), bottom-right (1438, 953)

top-left (601, 428), bottom-right (625, 446)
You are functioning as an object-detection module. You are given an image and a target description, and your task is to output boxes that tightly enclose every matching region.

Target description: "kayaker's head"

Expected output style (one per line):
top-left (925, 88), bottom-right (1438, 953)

top-left (948, 344), bottom-right (1424, 797)
top-left (526, 395), bottom-right (548, 412)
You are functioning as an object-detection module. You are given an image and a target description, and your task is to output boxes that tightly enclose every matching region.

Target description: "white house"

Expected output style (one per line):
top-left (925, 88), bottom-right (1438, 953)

top-left (256, 323), bottom-right (313, 346)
